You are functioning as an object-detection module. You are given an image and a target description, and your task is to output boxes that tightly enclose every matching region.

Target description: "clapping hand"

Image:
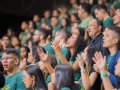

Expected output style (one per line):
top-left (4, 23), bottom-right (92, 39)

top-left (92, 51), bottom-right (106, 71)
top-left (51, 39), bottom-right (62, 55)
top-left (37, 48), bottom-right (48, 62)
top-left (76, 54), bottom-right (85, 69)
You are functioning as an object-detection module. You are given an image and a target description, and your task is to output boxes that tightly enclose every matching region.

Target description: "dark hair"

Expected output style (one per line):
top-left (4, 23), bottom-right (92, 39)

top-left (39, 27), bottom-right (50, 39)
top-left (11, 36), bottom-right (21, 47)
top-left (80, 3), bottom-right (91, 14)
top-left (87, 46), bottom-right (100, 66)
top-left (78, 27), bottom-right (85, 37)
top-left (0, 62), bottom-right (5, 88)
top-left (95, 18), bottom-right (103, 31)
top-left (4, 48), bottom-right (19, 57)
top-left (72, 36), bottom-right (87, 61)
top-left (61, 17), bottom-right (70, 27)
top-left (48, 54), bottom-right (57, 69)
top-left (95, 4), bottom-right (107, 12)
top-left (25, 64), bottom-right (47, 90)
top-left (55, 64), bottom-right (74, 90)
top-left (20, 46), bottom-right (30, 65)
top-left (2, 35), bottom-right (10, 40)
top-left (107, 26), bottom-right (120, 49)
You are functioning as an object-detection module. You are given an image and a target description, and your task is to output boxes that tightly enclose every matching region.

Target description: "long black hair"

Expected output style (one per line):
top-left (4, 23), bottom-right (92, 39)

top-left (55, 64), bottom-right (74, 90)
top-left (25, 64), bottom-right (47, 90)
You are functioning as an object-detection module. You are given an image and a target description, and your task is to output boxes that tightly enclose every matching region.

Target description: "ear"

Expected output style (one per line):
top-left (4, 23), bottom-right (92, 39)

top-left (31, 75), bottom-right (35, 81)
top-left (15, 58), bottom-right (19, 65)
top-left (113, 38), bottom-right (118, 44)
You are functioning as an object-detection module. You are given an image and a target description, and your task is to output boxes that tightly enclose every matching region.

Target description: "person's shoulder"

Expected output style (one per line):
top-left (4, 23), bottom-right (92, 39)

top-left (61, 87), bottom-right (71, 90)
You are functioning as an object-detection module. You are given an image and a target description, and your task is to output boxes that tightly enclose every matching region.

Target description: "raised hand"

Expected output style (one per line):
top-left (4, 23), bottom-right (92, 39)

top-left (92, 51), bottom-right (106, 71)
top-left (37, 48), bottom-right (48, 62)
top-left (51, 73), bottom-right (55, 84)
top-left (27, 52), bottom-right (34, 64)
top-left (51, 40), bottom-right (62, 54)
top-left (76, 54), bottom-right (85, 69)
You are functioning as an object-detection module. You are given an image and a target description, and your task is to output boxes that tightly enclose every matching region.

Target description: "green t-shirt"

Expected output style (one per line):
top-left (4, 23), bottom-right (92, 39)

top-left (0, 51), bottom-right (3, 58)
top-left (56, 47), bottom-right (70, 65)
top-left (1, 71), bottom-right (27, 90)
top-left (103, 16), bottom-right (114, 28)
top-left (43, 43), bottom-right (55, 55)
top-left (45, 75), bottom-right (51, 86)
top-left (69, 56), bottom-right (80, 81)
top-left (52, 25), bottom-right (61, 39)
top-left (79, 16), bottom-right (93, 30)
top-left (61, 87), bottom-right (71, 90)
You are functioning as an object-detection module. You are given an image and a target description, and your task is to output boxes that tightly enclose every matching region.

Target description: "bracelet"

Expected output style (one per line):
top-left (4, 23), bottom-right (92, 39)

top-left (101, 73), bottom-right (108, 78)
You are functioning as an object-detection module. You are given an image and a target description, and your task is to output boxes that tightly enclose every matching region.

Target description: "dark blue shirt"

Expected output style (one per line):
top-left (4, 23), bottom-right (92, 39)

top-left (89, 33), bottom-right (109, 56)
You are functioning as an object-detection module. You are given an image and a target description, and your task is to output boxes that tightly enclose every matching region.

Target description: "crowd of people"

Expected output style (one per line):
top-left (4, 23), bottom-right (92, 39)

top-left (0, 0), bottom-right (120, 90)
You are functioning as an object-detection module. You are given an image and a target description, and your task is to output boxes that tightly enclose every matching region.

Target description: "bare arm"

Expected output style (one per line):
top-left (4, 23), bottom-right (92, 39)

top-left (81, 69), bottom-right (98, 90)
top-left (100, 69), bottom-right (114, 90)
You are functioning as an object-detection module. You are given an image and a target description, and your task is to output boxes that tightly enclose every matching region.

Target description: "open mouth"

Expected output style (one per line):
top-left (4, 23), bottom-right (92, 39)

top-left (3, 64), bottom-right (8, 68)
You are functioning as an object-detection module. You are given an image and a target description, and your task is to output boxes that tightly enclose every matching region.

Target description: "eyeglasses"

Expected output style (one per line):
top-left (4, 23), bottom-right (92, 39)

top-left (0, 56), bottom-right (16, 61)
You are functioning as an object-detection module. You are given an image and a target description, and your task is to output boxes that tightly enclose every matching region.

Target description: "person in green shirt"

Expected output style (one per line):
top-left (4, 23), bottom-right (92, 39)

top-left (51, 16), bottom-right (61, 39)
top-left (78, 3), bottom-right (94, 41)
top-left (39, 27), bottom-right (55, 55)
top-left (54, 30), bottom-right (70, 65)
top-left (0, 48), bottom-right (27, 90)
top-left (95, 4), bottom-right (114, 28)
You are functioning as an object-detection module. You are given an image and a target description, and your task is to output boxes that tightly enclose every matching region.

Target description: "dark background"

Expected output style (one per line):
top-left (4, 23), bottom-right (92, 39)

top-left (0, 0), bottom-right (69, 38)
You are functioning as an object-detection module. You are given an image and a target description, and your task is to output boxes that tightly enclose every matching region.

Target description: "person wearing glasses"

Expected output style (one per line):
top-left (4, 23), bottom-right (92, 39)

top-left (0, 48), bottom-right (27, 90)
top-left (87, 18), bottom-right (109, 56)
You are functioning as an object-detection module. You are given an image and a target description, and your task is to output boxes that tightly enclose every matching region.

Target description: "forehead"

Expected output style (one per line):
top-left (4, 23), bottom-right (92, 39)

top-left (95, 9), bottom-right (101, 13)
top-left (104, 28), bottom-right (118, 37)
top-left (115, 9), bottom-right (120, 15)
top-left (34, 31), bottom-right (40, 34)
top-left (2, 37), bottom-right (9, 40)
top-left (2, 52), bottom-right (15, 57)
top-left (89, 19), bottom-right (97, 25)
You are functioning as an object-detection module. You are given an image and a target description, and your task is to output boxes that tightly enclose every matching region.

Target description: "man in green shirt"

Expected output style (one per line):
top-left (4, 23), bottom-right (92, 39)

top-left (78, 3), bottom-right (93, 41)
top-left (95, 4), bottom-right (114, 28)
top-left (1, 48), bottom-right (27, 90)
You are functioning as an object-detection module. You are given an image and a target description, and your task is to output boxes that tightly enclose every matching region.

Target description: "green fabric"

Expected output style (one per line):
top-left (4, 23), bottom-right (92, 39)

top-left (56, 47), bottom-right (70, 65)
top-left (43, 43), bottom-right (55, 55)
top-left (69, 57), bottom-right (80, 81)
top-left (52, 25), bottom-right (61, 39)
top-left (1, 71), bottom-right (27, 90)
top-left (113, 1), bottom-right (120, 9)
top-left (45, 75), bottom-right (51, 86)
top-left (79, 16), bottom-right (94, 30)
top-left (106, 55), bottom-right (113, 69)
top-left (20, 32), bottom-right (27, 45)
top-left (16, 48), bottom-right (20, 58)
top-left (36, 21), bottom-right (42, 29)
top-left (66, 26), bottom-right (71, 33)
top-left (61, 87), bottom-right (71, 90)
top-left (69, 8), bottom-right (77, 14)
top-left (45, 19), bottom-right (51, 25)
top-left (103, 16), bottom-right (114, 28)
top-left (0, 51), bottom-right (3, 58)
